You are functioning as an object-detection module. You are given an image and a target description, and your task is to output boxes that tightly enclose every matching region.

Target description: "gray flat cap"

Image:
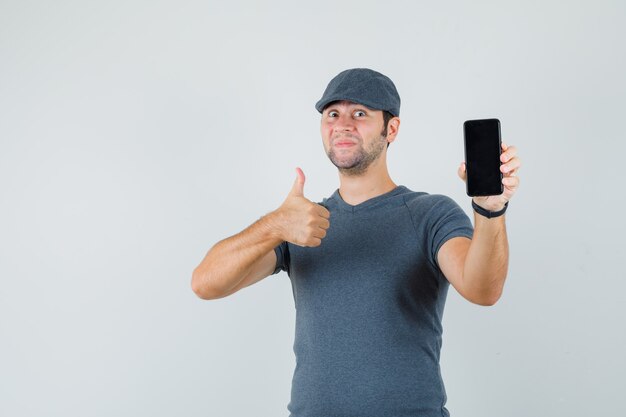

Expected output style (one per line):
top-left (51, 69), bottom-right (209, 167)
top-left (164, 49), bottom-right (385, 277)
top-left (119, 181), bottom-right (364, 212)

top-left (315, 68), bottom-right (401, 117)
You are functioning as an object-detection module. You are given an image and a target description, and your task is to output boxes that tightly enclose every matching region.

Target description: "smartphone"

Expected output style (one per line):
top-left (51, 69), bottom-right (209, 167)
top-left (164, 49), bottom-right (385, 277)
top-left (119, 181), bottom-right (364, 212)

top-left (463, 118), bottom-right (503, 196)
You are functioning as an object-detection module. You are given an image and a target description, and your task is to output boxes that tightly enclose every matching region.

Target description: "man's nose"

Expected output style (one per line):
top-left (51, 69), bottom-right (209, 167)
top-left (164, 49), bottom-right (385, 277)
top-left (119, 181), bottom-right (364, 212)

top-left (333, 113), bottom-right (355, 132)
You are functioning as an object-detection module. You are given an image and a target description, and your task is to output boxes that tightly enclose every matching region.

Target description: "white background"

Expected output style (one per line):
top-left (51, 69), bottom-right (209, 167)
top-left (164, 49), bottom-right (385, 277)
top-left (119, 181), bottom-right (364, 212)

top-left (1, 1), bottom-right (625, 416)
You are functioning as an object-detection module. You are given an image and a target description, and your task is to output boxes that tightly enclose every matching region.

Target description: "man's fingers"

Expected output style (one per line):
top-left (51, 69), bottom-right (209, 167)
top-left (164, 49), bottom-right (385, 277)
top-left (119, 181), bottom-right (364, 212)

top-left (503, 175), bottom-right (519, 190)
top-left (500, 144), bottom-right (517, 163)
top-left (309, 237), bottom-right (322, 247)
top-left (313, 227), bottom-right (327, 239)
top-left (500, 156), bottom-right (521, 174)
top-left (318, 206), bottom-right (331, 219)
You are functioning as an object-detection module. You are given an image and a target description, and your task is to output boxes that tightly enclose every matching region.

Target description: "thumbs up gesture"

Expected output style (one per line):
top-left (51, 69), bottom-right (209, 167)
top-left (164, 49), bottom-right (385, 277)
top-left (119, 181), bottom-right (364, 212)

top-left (275, 167), bottom-right (331, 247)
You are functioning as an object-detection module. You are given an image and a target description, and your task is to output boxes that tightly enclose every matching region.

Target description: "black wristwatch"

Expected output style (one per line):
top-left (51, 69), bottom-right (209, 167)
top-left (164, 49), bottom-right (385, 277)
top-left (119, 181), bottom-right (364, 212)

top-left (472, 200), bottom-right (508, 218)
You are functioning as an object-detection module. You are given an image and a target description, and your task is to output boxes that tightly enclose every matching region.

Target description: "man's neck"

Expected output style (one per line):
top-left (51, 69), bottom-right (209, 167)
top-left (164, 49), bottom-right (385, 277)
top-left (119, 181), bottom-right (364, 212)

top-left (337, 161), bottom-right (397, 206)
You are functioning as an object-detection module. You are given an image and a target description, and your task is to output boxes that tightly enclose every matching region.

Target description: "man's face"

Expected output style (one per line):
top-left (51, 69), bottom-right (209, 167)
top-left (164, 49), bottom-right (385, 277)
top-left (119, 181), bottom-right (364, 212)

top-left (320, 100), bottom-right (388, 176)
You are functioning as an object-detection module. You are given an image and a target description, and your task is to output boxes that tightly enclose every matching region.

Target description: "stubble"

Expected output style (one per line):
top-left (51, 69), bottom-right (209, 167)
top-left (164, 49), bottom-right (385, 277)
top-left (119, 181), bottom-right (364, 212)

top-left (326, 133), bottom-right (387, 177)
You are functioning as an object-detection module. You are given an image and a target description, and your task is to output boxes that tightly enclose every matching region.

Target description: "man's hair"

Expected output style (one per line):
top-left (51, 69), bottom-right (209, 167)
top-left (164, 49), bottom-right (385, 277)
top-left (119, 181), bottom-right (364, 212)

top-left (382, 110), bottom-right (393, 149)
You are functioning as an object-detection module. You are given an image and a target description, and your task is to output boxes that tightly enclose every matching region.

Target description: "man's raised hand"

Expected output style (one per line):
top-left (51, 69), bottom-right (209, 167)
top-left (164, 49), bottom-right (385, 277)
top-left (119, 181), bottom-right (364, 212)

top-left (275, 167), bottom-right (331, 247)
top-left (458, 142), bottom-right (521, 211)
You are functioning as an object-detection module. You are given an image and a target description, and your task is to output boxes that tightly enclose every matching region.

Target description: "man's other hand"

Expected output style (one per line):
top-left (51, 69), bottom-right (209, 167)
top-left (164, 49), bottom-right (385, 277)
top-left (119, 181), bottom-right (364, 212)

top-left (274, 167), bottom-right (331, 247)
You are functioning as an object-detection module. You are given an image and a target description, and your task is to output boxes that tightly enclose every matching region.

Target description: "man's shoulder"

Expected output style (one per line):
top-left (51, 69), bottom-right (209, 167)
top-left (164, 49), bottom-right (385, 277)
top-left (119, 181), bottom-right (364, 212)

top-left (401, 189), bottom-right (457, 209)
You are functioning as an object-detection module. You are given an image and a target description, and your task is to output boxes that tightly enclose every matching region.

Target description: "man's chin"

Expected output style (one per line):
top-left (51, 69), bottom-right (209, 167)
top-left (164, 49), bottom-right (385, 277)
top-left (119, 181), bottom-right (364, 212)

top-left (328, 157), bottom-right (360, 170)
top-left (338, 164), bottom-right (369, 177)
top-left (328, 158), bottom-right (370, 176)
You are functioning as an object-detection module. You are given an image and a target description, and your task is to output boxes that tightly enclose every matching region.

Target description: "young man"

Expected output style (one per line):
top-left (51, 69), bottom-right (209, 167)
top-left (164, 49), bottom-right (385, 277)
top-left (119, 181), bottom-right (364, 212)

top-left (192, 68), bottom-right (521, 417)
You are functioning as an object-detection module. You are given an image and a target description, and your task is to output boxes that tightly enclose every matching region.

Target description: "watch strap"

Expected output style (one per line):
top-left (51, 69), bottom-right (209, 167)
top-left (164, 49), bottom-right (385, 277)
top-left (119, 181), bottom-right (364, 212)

top-left (472, 200), bottom-right (508, 218)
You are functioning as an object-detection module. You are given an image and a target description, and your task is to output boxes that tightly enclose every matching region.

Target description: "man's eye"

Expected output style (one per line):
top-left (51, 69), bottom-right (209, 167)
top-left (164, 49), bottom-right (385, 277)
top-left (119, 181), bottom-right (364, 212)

top-left (328, 111), bottom-right (338, 117)
top-left (354, 111), bottom-right (366, 117)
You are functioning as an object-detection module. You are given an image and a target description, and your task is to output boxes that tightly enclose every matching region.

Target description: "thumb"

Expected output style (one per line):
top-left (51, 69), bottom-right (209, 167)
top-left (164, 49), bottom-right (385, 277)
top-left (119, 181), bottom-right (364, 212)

top-left (289, 167), bottom-right (306, 197)
top-left (458, 162), bottom-right (467, 182)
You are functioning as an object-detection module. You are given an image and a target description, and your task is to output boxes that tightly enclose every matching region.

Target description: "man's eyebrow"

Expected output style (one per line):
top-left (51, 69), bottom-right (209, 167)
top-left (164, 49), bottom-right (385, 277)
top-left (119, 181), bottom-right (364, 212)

top-left (325, 105), bottom-right (371, 113)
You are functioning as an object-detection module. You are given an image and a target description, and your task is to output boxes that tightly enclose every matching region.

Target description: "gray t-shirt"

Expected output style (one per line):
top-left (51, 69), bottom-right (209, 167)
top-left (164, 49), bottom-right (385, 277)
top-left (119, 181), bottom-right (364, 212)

top-left (273, 185), bottom-right (473, 417)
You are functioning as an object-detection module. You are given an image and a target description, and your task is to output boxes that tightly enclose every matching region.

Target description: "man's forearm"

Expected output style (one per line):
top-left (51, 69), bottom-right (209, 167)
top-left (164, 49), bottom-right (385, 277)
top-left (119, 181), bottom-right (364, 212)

top-left (191, 212), bottom-right (284, 299)
top-left (462, 213), bottom-right (509, 305)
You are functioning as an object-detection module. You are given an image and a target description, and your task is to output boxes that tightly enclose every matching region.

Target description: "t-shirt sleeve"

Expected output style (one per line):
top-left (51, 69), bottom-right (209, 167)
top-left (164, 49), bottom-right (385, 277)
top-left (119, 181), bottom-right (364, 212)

top-left (425, 195), bottom-right (474, 269)
top-left (272, 241), bottom-right (290, 276)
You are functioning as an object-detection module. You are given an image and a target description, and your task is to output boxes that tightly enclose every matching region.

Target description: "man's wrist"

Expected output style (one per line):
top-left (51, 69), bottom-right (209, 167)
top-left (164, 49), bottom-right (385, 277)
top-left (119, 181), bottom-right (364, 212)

top-left (260, 210), bottom-right (286, 242)
top-left (472, 200), bottom-right (508, 218)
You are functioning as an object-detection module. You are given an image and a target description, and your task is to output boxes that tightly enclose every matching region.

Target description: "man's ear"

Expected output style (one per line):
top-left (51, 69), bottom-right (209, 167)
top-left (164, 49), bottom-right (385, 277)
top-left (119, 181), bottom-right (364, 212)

top-left (386, 117), bottom-right (401, 144)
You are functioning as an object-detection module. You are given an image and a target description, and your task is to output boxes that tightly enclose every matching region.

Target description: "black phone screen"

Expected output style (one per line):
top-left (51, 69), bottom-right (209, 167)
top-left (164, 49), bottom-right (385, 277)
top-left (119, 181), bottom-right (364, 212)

top-left (463, 118), bottom-right (503, 196)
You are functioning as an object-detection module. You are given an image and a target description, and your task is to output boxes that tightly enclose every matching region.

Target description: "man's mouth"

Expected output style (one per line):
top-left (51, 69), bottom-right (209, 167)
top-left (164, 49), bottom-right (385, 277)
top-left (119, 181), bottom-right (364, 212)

top-left (333, 136), bottom-right (358, 147)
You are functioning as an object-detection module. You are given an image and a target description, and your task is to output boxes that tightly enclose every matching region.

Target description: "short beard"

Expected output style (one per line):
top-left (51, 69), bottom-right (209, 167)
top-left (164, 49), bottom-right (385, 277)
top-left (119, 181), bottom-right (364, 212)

top-left (327, 133), bottom-right (387, 177)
